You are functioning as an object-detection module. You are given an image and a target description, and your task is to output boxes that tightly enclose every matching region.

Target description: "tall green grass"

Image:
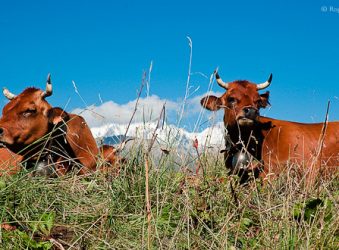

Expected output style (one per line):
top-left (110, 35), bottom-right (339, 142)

top-left (0, 146), bottom-right (337, 249)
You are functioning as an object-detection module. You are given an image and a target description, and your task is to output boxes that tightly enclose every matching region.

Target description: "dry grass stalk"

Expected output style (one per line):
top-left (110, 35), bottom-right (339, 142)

top-left (144, 104), bottom-right (165, 249)
top-left (306, 101), bottom-right (330, 190)
top-left (123, 71), bottom-right (146, 141)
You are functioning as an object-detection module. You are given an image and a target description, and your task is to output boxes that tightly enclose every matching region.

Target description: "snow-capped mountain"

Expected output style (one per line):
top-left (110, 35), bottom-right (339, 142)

top-left (91, 121), bottom-right (226, 152)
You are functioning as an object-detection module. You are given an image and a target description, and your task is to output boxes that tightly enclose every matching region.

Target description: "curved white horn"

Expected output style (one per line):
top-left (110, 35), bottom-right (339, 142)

top-left (3, 87), bottom-right (16, 100)
top-left (257, 73), bottom-right (272, 90)
top-left (42, 73), bottom-right (52, 98)
top-left (113, 138), bottom-right (135, 153)
top-left (215, 69), bottom-right (230, 90)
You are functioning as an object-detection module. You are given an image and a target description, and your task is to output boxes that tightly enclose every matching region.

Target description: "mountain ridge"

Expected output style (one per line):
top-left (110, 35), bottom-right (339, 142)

top-left (91, 121), bottom-right (226, 151)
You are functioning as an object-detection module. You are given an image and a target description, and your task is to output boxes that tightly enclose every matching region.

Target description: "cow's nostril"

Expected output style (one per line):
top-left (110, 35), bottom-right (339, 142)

top-left (243, 107), bottom-right (258, 119)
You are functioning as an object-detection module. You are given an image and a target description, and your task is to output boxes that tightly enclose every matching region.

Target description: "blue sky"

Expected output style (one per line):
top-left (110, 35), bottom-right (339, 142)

top-left (0, 0), bottom-right (338, 129)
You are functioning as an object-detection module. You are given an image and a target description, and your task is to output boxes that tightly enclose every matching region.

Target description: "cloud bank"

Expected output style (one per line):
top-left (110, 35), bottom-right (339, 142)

top-left (72, 92), bottom-right (223, 128)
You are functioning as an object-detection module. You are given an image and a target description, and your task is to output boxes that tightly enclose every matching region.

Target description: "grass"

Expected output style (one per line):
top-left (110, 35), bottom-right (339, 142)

top-left (0, 145), bottom-right (338, 249)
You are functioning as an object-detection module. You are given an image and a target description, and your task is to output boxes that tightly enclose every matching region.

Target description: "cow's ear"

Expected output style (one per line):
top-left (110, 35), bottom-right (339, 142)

top-left (260, 91), bottom-right (270, 108)
top-left (47, 107), bottom-right (69, 125)
top-left (200, 95), bottom-right (223, 111)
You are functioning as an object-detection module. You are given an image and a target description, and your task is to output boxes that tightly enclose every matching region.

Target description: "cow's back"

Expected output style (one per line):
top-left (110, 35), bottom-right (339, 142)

top-left (260, 117), bottom-right (339, 176)
top-left (66, 114), bottom-right (99, 173)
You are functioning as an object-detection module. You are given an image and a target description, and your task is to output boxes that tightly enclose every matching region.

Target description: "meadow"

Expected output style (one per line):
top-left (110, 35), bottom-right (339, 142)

top-left (0, 53), bottom-right (337, 249)
top-left (0, 141), bottom-right (338, 249)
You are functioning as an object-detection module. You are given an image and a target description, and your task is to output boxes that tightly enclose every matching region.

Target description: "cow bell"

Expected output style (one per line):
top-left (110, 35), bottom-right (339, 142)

top-left (231, 150), bottom-right (252, 171)
top-left (34, 160), bottom-right (54, 176)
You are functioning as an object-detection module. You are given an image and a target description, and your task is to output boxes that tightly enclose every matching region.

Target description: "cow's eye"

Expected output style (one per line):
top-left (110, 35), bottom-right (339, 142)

top-left (227, 97), bottom-right (237, 105)
top-left (22, 109), bottom-right (36, 118)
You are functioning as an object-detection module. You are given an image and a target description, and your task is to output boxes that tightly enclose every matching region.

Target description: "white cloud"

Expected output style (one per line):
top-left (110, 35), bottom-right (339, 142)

top-left (72, 95), bottom-right (178, 127)
top-left (71, 92), bottom-right (224, 128)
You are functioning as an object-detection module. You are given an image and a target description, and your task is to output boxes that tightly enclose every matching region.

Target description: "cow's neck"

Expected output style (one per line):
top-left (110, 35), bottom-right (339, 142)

top-left (21, 122), bottom-right (72, 165)
top-left (225, 123), bottom-right (266, 159)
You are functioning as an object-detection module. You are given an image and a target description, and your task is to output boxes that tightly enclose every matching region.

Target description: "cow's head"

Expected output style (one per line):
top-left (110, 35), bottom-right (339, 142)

top-left (201, 70), bottom-right (271, 127)
top-left (0, 75), bottom-right (61, 153)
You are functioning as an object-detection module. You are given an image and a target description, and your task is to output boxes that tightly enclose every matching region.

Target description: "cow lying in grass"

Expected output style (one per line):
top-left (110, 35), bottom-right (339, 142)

top-left (0, 75), bottom-right (123, 176)
top-left (201, 70), bottom-right (339, 183)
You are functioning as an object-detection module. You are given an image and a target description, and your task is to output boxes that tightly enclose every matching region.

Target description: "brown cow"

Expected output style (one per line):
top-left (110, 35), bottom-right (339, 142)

top-left (97, 138), bottom-right (133, 175)
top-left (97, 145), bottom-right (123, 175)
top-left (0, 75), bottom-right (99, 174)
top-left (201, 70), bottom-right (339, 183)
top-left (0, 148), bottom-right (22, 176)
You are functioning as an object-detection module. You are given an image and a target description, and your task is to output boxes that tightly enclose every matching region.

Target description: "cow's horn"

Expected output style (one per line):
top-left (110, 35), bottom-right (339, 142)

top-left (42, 73), bottom-right (53, 98)
top-left (113, 138), bottom-right (134, 153)
top-left (257, 73), bottom-right (272, 90)
top-left (215, 69), bottom-right (230, 90)
top-left (3, 88), bottom-right (16, 100)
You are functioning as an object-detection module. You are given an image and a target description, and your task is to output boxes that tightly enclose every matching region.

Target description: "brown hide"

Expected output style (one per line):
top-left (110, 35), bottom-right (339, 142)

top-left (98, 145), bottom-right (125, 175)
top-left (0, 148), bottom-right (22, 176)
top-left (64, 114), bottom-right (99, 174)
top-left (260, 117), bottom-right (339, 178)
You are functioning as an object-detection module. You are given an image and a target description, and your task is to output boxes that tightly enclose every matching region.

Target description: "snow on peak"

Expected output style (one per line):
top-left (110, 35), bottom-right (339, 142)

top-left (91, 121), bottom-right (225, 149)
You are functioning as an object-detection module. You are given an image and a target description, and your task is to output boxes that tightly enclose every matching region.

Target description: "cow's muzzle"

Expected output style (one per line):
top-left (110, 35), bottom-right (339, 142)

top-left (0, 127), bottom-right (13, 147)
top-left (0, 127), bottom-right (5, 146)
top-left (237, 107), bottom-right (259, 126)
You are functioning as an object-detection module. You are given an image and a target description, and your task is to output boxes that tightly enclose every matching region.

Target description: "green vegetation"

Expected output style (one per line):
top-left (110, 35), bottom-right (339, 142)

top-left (0, 149), bottom-right (338, 249)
